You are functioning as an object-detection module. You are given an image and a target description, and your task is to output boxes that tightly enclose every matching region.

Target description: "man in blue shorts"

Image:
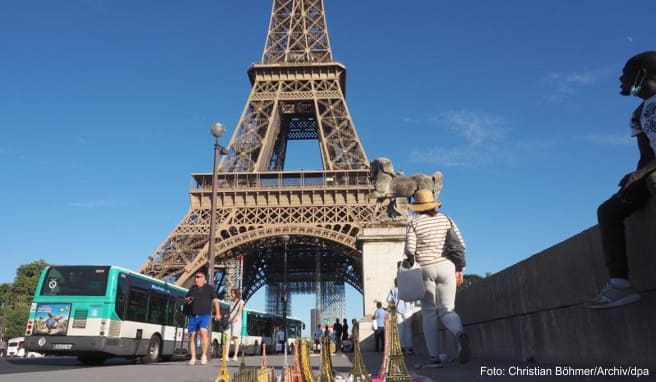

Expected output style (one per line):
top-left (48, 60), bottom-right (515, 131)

top-left (185, 270), bottom-right (221, 365)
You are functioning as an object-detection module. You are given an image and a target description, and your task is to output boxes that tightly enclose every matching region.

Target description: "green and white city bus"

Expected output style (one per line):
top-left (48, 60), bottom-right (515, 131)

top-left (24, 265), bottom-right (190, 365)
top-left (209, 308), bottom-right (304, 357)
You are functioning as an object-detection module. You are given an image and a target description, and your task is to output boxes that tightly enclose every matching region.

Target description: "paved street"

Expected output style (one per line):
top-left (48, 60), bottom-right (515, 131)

top-left (1, 352), bottom-right (654, 382)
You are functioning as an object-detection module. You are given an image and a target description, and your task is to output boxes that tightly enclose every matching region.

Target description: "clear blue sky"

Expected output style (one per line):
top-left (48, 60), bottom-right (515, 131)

top-left (1, 1), bottom-right (654, 334)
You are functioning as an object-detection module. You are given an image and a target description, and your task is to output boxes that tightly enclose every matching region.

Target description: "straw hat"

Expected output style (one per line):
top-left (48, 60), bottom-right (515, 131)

top-left (408, 189), bottom-right (442, 212)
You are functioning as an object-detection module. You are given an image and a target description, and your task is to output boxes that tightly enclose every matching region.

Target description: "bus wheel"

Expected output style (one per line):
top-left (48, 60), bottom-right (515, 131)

top-left (211, 340), bottom-right (220, 359)
top-left (142, 335), bottom-right (161, 363)
top-left (78, 356), bottom-right (106, 366)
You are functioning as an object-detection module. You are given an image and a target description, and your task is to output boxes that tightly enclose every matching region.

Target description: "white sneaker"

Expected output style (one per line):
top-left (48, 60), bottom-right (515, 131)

top-left (586, 282), bottom-right (641, 309)
top-left (200, 355), bottom-right (207, 365)
top-left (189, 358), bottom-right (196, 366)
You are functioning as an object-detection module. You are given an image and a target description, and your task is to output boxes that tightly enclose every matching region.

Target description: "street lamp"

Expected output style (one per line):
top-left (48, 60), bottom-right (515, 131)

top-left (281, 234), bottom-right (290, 369)
top-left (208, 122), bottom-right (227, 286)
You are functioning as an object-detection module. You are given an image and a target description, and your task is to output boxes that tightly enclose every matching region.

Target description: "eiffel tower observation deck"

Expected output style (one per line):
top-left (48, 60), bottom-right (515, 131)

top-left (139, 0), bottom-right (411, 318)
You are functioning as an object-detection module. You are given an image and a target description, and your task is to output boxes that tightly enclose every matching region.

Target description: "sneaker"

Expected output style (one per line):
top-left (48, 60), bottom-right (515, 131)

top-left (423, 357), bottom-right (444, 368)
top-left (200, 355), bottom-right (207, 365)
top-left (231, 357), bottom-right (239, 362)
top-left (586, 282), bottom-right (641, 309)
top-left (406, 348), bottom-right (415, 355)
top-left (457, 332), bottom-right (471, 364)
top-left (188, 358), bottom-right (196, 366)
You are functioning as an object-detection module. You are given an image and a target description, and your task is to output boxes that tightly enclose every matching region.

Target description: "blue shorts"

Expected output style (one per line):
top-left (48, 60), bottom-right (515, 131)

top-left (188, 314), bottom-right (211, 333)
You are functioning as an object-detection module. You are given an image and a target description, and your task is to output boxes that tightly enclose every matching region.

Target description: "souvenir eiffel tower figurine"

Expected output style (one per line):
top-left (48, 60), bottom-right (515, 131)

top-left (258, 344), bottom-right (274, 382)
top-left (300, 339), bottom-right (315, 382)
top-left (382, 303), bottom-right (411, 382)
top-left (215, 333), bottom-right (231, 382)
top-left (284, 338), bottom-right (302, 382)
top-left (317, 335), bottom-right (335, 382)
top-left (378, 311), bottom-right (391, 378)
top-left (348, 321), bottom-right (371, 382)
top-left (234, 350), bottom-right (258, 382)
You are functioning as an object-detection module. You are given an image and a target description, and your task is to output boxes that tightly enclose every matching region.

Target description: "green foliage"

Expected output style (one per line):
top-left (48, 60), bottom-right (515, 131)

top-left (457, 273), bottom-right (486, 291)
top-left (11, 260), bottom-right (49, 302)
top-left (0, 283), bottom-right (10, 307)
top-left (1, 303), bottom-right (30, 339)
top-left (0, 260), bottom-right (49, 340)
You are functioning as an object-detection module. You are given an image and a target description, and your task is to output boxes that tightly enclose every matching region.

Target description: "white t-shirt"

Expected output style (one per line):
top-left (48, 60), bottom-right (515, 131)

top-left (386, 287), bottom-right (412, 315)
top-left (276, 329), bottom-right (285, 342)
top-left (630, 94), bottom-right (656, 154)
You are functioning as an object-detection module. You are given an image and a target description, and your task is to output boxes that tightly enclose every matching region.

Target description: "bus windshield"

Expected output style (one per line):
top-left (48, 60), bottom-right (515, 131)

top-left (39, 266), bottom-right (110, 296)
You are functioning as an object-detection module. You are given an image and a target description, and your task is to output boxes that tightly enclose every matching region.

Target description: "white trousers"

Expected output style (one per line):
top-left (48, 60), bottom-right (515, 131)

top-left (397, 313), bottom-right (413, 349)
top-left (420, 261), bottom-right (464, 358)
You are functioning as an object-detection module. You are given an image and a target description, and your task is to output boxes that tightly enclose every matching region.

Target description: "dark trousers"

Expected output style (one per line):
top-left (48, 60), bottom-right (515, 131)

top-left (597, 171), bottom-right (656, 279)
top-left (374, 328), bottom-right (385, 352)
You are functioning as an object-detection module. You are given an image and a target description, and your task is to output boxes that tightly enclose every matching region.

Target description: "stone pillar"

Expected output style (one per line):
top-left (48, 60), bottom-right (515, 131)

top-left (358, 226), bottom-right (407, 317)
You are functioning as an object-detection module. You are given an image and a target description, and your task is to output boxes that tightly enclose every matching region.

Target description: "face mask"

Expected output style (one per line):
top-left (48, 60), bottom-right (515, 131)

top-left (630, 69), bottom-right (647, 97)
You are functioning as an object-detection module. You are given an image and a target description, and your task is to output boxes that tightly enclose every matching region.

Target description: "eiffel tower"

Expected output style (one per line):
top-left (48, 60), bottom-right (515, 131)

top-left (139, 0), bottom-right (398, 311)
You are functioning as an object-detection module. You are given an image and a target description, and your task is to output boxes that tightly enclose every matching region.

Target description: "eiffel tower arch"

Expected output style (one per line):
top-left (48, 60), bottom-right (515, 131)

top-left (139, 0), bottom-right (407, 318)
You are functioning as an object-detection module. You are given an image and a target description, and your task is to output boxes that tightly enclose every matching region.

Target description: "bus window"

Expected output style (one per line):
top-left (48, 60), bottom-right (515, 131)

top-left (115, 274), bottom-right (128, 319)
top-left (148, 294), bottom-right (167, 325)
top-left (165, 297), bottom-right (176, 326)
top-left (40, 266), bottom-right (110, 296)
top-left (174, 299), bottom-right (186, 326)
top-left (127, 289), bottom-right (148, 322)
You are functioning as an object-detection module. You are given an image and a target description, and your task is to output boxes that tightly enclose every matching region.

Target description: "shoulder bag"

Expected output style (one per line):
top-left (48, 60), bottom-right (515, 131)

top-left (396, 261), bottom-right (425, 301)
top-left (443, 215), bottom-right (466, 272)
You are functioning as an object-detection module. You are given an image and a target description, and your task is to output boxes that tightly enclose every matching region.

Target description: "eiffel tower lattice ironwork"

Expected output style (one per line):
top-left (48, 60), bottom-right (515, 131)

top-left (139, 0), bottom-right (397, 298)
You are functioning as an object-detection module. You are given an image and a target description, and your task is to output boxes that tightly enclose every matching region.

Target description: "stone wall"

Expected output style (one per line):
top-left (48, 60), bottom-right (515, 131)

top-left (443, 199), bottom-right (656, 367)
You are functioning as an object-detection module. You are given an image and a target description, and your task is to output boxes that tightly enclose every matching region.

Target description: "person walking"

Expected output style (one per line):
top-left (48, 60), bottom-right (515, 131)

top-left (387, 278), bottom-right (414, 355)
top-left (185, 270), bottom-right (222, 366)
top-left (586, 51), bottom-right (656, 309)
top-left (313, 324), bottom-right (323, 353)
top-left (332, 318), bottom-right (343, 353)
top-left (405, 189), bottom-right (471, 367)
top-left (341, 318), bottom-right (349, 343)
top-left (226, 288), bottom-right (244, 361)
top-left (372, 301), bottom-right (385, 352)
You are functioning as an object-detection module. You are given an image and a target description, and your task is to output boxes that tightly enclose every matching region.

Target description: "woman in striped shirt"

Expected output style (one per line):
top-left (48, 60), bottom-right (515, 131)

top-left (405, 189), bottom-right (471, 367)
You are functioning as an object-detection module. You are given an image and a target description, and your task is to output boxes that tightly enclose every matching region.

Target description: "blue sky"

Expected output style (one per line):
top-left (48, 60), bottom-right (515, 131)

top-left (1, 0), bottom-right (654, 333)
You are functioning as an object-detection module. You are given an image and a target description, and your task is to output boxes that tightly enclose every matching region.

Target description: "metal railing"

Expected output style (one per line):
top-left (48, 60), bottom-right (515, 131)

top-left (190, 169), bottom-right (371, 192)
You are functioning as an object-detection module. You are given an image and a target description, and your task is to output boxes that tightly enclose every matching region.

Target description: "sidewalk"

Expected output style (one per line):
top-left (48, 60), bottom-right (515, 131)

top-left (353, 351), bottom-right (656, 382)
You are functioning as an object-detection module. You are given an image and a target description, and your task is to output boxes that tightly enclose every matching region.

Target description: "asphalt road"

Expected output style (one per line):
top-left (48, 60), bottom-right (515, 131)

top-left (1, 353), bottom-right (654, 382)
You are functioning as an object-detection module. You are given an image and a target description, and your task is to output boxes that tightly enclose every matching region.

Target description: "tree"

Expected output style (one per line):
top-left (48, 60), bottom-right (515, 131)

top-left (1, 303), bottom-right (30, 339)
top-left (11, 260), bottom-right (49, 303)
top-left (457, 273), bottom-right (485, 291)
top-left (0, 260), bottom-right (49, 340)
top-left (0, 283), bottom-right (10, 308)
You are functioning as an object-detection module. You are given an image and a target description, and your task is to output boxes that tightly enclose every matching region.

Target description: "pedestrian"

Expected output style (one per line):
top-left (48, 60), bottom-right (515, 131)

top-left (341, 319), bottom-right (352, 352)
top-left (372, 301), bottom-right (385, 352)
top-left (405, 188), bottom-right (471, 367)
top-left (184, 270), bottom-right (222, 366)
top-left (226, 288), bottom-right (244, 361)
top-left (313, 324), bottom-right (323, 353)
top-left (332, 318), bottom-right (342, 353)
top-left (276, 325), bottom-right (286, 353)
top-left (387, 278), bottom-right (414, 355)
top-left (586, 51), bottom-right (656, 309)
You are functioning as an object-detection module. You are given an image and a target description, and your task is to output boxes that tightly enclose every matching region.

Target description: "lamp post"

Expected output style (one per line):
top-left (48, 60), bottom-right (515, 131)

top-left (208, 122), bottom-right (227, 286)
top-left (281, 234), bottom-right (290, 369)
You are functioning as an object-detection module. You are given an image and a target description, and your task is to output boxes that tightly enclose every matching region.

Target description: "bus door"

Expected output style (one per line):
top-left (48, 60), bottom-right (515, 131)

top-left (173, 297), bottom-right (188, 354)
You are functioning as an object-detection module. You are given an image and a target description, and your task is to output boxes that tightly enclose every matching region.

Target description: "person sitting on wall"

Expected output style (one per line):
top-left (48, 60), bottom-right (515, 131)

top-left (587, 51), bottom-right (656, 309)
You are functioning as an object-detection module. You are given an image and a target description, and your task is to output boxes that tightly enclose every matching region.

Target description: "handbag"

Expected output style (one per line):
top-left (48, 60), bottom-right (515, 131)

top-left (443, 215), bottom-right (466, 272)
top-left (396, 262), bottom-right (425, 301)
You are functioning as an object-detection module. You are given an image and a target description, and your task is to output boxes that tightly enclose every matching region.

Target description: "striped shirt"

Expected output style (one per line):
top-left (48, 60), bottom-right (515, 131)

top-left (405, 213), bottom-right (466, 267)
